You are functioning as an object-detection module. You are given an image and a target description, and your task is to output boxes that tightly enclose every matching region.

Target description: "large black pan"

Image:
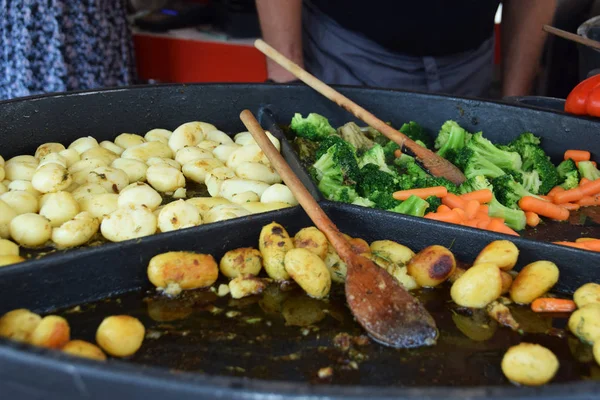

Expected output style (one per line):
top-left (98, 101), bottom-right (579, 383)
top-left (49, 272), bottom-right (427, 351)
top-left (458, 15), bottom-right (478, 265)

top-left (0, 84), bottom-right (599, 400)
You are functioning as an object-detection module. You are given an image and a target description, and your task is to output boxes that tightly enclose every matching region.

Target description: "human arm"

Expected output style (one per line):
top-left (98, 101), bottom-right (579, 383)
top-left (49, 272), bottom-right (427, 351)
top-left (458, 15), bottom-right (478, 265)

top-left (255, 0), bottom-right (304, 82)
top-left (501, 0), bottom-right (557, 97)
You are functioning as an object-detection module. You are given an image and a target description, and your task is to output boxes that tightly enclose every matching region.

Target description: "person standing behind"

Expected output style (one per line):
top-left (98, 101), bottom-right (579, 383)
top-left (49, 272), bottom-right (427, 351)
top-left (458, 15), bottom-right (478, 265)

top-left (255, 1), bottom-right (556, 98)
top-left (0, 0), bottom-right (136, 101)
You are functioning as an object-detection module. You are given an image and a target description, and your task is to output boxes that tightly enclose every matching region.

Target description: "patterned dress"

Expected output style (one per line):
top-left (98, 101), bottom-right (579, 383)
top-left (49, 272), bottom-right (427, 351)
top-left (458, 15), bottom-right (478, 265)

top-left (0, 0), bottom-right (136, 100)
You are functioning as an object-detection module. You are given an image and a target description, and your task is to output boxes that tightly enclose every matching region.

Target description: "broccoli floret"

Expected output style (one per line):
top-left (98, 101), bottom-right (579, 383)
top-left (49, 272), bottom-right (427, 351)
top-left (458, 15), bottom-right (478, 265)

top-left (491, 175), bottom-right (541, 209)
top-left (313, 140), bottom-right (360, 185)
top-left (507, 132), bottom-right (541, 149)
top-left (315, 135), bottom-right (348, 160)
top-left (338, 122), bottom-right (374, 152)
top-left (358, 144), bottom-right (395, 174)
top-left (382, 140), bottom-right (401, 163)
top-left (466, 132), bottom-right (523, 171)
top-left (293, 137), bottom-right (320, 165)
top-left (357, 164), bottom-right (398, 195)
top-left (435, 120), bottom-right (471, 159)
top-left (557, 159), bottom-right (580, 190)
top-left (577, 161), bottom-right (600, 181)
top-left (521, 171), bottom-right (542, 194)
top-left (394, 154), bottom-right (429, 179)
top-left (351, 196), bottom-right (376, 207)
top-left (425, 195), bottom-right (442, 213)
top-left (388, 195), bottom-right (430, 217)
top-left (509, 143), bottom-right (560, 195)
top-left (454, 147), bottom-right (506, 179)
top-left (290, 113), bottom-right (336, 141)
top-left (459, 176), bottom-right (526, 230)
top-left (400, 121), bottom-right (433, 149)
top-left (317, 176), bottom-right (358, 203)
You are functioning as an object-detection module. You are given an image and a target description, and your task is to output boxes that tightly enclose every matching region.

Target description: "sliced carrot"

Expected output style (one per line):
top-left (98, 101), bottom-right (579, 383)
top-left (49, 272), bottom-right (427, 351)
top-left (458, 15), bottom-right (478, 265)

top-left (394, 149), bottom-right (402, 158)
top-left (580, 178), bottom-right (591, 186)
top-left (464, 200), bottom-right (480, 220)
top-left (564, 150), bottom-right (591, 162)
top-left (525, 211), bottom-right (540, 227)
top-left (576, 237), bottom-right (598, 243)
top-left (531, 298), bottom-right (577, 313)
top-left (553, 187), bottom-right (585, 204)
top-left (437, 204), bottom-right (451, 213)
top-left (442, 193), bottom-right (467, 210)
top-left (519, 196), bottom-right (570, 220)
top-left (547, 186), bottom-right (565, 198)
top-left (583, 240), bottom-right (600, 251)
top-left (553, 241), bottom-right (589, 250)
top-left (424, 211), bottom-right (462, 224)
top-left (460, 189), bottom-right (493, 204)
top-left (560, 202), bottom-right (580, 211)
top-left (393, 186), bottom-right (448, 201)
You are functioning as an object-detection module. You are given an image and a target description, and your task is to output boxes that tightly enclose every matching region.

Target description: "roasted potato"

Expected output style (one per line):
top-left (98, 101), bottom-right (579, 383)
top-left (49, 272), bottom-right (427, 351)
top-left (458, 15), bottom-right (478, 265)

top-left (568, 304), bottom-right (600, 344)
top-left (62, 340), bottom-right (107, 361)
top-left (96, 315), bottom-right (145, 357)
top-left (52, 212), bottom-right (100, 249)
top-left (0, 309), bottom-right (41, 342)
top-left (259, 222), bottom-right (294, 281)
top-left (168, 121), bottom-right (214, 152)
top-left (407, 245), bottom-right (456, 287)
top-left (474, 240), bottom-right (519, 271)
top-left (219, 247), bottom-right (262, 278)
top-left (293, 227), bottom-right (328, 260)
top-left (156, 200), bottom-right (201, 232)
top-left (0, 238), bottom-right (19, 256)
top-left (284, 248), bottom-right (331, 299)
top-left (114, 133), bottom-right (145, 149)
top-left (0, 255), bottom-right (25, 267)
top-left (100, 205), bottom-right (157, 242)
top-left (370, 240), bottom-right (415, 265)
top-left (229, 274), bottom-right (268, 299)
top-left (510, 261), bottom-right (559, 304)
top-left (324, 244), bottom-right (347, 284)
top-left (10, 213), bottom-right (52, 247)
top-left (501, 343), bottom-right (559, 386)
top-left (500, 271), bottom-right (513, 294)
top-left (147, 251), bottom-right (219, 295)
top-left (574, 283), bottom-right (600, 308)
top-left (29, 315), bottom-right (70, 349)
top-left (450, 263), bottom-right (502, 308)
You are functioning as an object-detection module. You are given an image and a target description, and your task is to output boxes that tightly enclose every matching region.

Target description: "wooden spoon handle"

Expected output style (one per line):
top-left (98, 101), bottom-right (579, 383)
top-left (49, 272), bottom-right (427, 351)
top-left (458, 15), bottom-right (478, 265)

top-left (254, 39), bottom-right (466, 185)
top-left (543, 24), bottom-right (600, 51)
top-left (240, 110), bottom-right (354, 256)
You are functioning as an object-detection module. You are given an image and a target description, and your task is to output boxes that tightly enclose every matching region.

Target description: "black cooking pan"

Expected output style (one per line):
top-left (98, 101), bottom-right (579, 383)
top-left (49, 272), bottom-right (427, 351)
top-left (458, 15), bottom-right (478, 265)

top-left (0, 84), bottom-right (599, 400)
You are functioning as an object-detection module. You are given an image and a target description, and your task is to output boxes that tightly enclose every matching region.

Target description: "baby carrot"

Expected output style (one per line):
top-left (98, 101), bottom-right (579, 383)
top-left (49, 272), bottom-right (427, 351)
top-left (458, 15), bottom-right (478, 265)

top-left (479, 205), bottom-right (489, 214)
top-left (452, 208), bottom-right (467, 222)
top-left (518, 196), bottom-right (570, 220)
top-left (577, 196), bottom-right (599, 207)
top-left (424, 211), bottom-right (462, 224)
top-left (579, 179), bottom-right (600, 196)
top-left (460, 189), bottom-right (493, 204)
top-left (583, 240), bottom-right (600, 251)
top-left (393, 186), bottom-right (448, 200)
top-left (553, 187), bottom-right (584, 204)
top-left (464, 200), bottom-right (480, 220)
top-left (525, 211), bottom-right (540, 227)
top-left (531, 298), bottom-right (576, 313)
top-left (475, 209), bottom-right (490, 220)
top-left (560, 202), bottom-right (580, 211)
top-left (547, 186), bottom-right (565, 198)
top-left (576, 237), bottom-right (598, 243)
top-left (486, 219), bottom-right (520, 236)
top-left (554, 241), bottom-right (589, 250)
top-left (464, 220), bottom-right (479, 228)
top-left (442, 193), bottom-right (467, 209)
top-left (477, 219), bottom-right (491, 229)
top-left (437, 204), bottom-right (452, 213)
top-left (538, 195), bottom-right (553, 202)
top-left (564, 150), bottom-right (591, 162)
top-left (580, 178), bottom-right (591, 186)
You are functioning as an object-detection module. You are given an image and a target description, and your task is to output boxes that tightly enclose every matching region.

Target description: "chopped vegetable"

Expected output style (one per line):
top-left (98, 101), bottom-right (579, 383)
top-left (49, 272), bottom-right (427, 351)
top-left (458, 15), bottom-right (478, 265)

top-left (578, 160), bottom-right (600, 181)
top-left (531, 298), bottom-right (576, 313)
top-left (518, 196), bottom-right (570, 221)
top-left (393, 186), bottom-right (448, 201)
top-left (290, 113), bottom-right (336, 141)
top-left (564, 73), bottom-right (600, 117)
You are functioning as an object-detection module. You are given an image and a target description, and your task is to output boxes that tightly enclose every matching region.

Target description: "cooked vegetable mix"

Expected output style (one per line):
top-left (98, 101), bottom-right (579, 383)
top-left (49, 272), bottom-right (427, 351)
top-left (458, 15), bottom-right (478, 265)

top-left (0, 122), bottom-right (299, 267)
top-left (1, 221), bottom-right (598, 387)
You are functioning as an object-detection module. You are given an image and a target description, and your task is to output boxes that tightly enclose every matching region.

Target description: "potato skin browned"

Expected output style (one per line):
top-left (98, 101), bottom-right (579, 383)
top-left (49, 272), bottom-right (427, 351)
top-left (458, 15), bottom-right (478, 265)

top-left (0, 309), bottom-right (41, 342)
top-left (474, 240), bottom-right (519, 271)
top-left (568, 304), bottom-right (600, 344)
top-left (96, 315), bottom-right (145, 357)
top-left (501, 343), bottom-right (559, 386)
top-left (293, 227), bottom-right (328, 260)
top-left (229, 274), bottom-right (268, 299)
top-left (450, 263), bottom-right (502, 308)
top-left (259, 222), bottom-right (294, 281)
top-left (407, 245), bottom-right (456, 287)
top-left (284, 248), bottom-right (331, 299)
top-left (510, 261), bottom-right (559, 304)
top-left (147, 251), bottom-right (219, 294)
top-left (219, 247), bottom-right (262, 279)
top-left (369, 240), bottom-right (415, 265)
top-left (62, 340), bottom-right (107, 361)
top-left (29, 315), bottom-right (70, 349)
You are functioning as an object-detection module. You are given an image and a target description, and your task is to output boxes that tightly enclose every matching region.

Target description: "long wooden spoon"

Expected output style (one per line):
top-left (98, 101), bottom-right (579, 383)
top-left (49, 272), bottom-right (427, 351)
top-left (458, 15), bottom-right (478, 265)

top-left (543, 24), bottom-right (600, 51)
top-left (240, 109), bottom-right (438, 349)
top-left (254, 39), bottom-right (466, 185)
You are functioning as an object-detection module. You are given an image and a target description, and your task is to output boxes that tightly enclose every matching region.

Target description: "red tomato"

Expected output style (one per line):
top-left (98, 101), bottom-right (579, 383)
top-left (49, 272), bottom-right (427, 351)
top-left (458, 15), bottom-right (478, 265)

top-left (565, 74), bottom-right (600, 116)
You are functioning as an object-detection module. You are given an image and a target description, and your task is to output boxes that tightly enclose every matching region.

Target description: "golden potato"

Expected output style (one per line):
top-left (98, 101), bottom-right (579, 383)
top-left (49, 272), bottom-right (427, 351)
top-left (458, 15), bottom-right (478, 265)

top-left (219, 247), bottom-right (262, 278)
top-left (185, 196), bottom-right (231, 217)
top-left (96, 315), bottom-right (145, 357)
top-left (324, 244), bottom-right (347, 284)
top-left (407, 245), bottom-right (456, 287)
top-left (62, 340), bottom-right (107, 361)
top-left (500, 271), bottom-right (513, 294)
top-left (293, 227), bottom-right (328, 260)
top-left (0, 309), bottom-right (41, 342)
top-left (510, 261), bottom-right (559, 304)
top-left (259, 222), bottom-right (294, 281)
top-left (147, 251), bottom-right (219, 295)
top-left (10, 213), bottom-right (52, 247)
top-left (35, 142), bottom-right (66, 159)
top-left (0, 255), bottom-right (25, 267)
top-left (474, 240), bottom-right (519, 271)
top-left (29, 315), bottom-right (70, 349)
top-left (345, 235), bottom-right (370, 255)
top-left (369, 240), bottom-right (415, 265)
top-left (568, 304), bottom-right (600, 344)
top-left (284, 248), bottom-right (331, 299)
top-left (114, 133), bottom-right (145, 149)
top-left (0, 238), bottom-right (19, 256)
top-left (501, 343), bottom-right (559, 386)
top-left (0, 199), bottom-right (17, 239)
top-left (450, 262), bottom-right (502, 308)
top-left (229, 274), bottom-right (268, 299)
top-left (574, 283), bottom-right (600, 308)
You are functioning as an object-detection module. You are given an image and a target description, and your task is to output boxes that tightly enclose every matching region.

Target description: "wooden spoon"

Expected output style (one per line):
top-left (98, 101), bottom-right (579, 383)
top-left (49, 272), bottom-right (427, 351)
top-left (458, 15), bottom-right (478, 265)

top-left (543, 24), bottom-right (600, 51)
top-left (254, 39), bottom-right (466, 185)
top-left (240, 109), bottom-right (438, 349)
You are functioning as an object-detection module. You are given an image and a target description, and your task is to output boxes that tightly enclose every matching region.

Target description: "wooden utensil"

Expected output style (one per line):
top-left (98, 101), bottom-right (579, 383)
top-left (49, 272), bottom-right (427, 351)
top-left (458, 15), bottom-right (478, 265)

top-left (543, 24), bottom-right (600, 51)
top-left (240, 109), bottom-right (438, 349)
top-left (254, 39), bottom-right (466, 185)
